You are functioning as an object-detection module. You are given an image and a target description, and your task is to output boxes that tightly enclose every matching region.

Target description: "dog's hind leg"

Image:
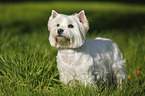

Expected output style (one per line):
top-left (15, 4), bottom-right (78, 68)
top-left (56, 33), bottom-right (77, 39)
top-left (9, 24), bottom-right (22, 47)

top-left (111, 43), bottom-right (126, 88)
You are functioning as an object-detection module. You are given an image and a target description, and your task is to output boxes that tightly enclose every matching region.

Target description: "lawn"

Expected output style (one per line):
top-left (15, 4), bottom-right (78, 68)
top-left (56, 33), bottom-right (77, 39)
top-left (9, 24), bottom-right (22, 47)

top-left (0, 2), bottom-right (145, 96)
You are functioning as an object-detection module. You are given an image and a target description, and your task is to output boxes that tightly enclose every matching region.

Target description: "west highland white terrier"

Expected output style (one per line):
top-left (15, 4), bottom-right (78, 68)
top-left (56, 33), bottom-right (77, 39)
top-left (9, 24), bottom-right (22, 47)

top-left (48, 10), bottom-right (126, 87)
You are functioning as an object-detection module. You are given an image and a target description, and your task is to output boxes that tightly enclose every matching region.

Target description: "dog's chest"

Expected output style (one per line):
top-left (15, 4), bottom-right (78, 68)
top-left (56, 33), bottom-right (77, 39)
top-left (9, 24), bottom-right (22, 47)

top-left (57, 49), bottom-right (93, 73)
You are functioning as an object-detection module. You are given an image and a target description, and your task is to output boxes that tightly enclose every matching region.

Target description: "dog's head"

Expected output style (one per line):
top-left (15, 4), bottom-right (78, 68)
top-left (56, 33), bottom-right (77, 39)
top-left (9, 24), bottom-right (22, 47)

top-left (48, 10), bottom-right (89, 48)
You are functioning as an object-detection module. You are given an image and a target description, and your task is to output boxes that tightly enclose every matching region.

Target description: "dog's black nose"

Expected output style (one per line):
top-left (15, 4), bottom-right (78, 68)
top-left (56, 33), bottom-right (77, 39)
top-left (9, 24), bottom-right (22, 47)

top-left (57, 29), bottom-right (64, 35)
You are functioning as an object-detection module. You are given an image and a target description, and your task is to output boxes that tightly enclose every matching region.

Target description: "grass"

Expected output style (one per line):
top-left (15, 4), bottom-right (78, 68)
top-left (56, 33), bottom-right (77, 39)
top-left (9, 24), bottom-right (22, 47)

top-left (0, 1), bottom-right (145, 96)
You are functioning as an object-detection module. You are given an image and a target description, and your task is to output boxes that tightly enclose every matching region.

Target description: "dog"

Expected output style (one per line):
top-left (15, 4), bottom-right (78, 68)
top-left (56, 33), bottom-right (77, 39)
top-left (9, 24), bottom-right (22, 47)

top-left (48, 10), bottom-right (126, 87)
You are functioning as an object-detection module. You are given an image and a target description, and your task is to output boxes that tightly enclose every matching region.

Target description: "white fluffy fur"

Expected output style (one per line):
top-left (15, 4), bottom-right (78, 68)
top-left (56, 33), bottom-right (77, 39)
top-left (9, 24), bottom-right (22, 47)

top-left (48, 10), bottom-right (126, 86)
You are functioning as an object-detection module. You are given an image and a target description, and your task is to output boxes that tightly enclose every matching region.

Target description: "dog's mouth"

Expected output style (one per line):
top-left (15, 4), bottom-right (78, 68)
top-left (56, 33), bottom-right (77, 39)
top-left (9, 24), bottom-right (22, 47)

top-left (55, 35), bottom-right (71, 46)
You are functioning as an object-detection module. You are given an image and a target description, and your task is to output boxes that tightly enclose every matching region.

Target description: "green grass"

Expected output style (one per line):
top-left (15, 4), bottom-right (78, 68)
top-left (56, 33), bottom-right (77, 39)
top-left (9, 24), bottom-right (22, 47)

top-left (0, 2), bottom-right (145, 96)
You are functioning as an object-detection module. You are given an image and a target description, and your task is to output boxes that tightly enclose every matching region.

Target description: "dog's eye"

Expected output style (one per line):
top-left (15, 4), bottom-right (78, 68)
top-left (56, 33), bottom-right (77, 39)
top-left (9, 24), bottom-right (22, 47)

top-left (68, 24), bottom-right (74, 28)
top-left (57, 24), bottom-right (60, 27)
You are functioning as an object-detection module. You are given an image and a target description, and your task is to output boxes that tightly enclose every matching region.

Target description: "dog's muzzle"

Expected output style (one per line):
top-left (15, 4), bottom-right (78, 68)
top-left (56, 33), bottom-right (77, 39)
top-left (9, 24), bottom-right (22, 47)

top-left (55, 29), bottom-right (71, 46)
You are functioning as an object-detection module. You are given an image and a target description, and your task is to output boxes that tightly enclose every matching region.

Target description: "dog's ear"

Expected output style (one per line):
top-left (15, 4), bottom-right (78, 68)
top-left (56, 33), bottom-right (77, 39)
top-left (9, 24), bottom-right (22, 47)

top-left (48, 10), bottom-right (59, 31)
top-left (50, 10), bottom-right (59, 19)
top-left (75, 10), bottom-right (89, 32)
top-left (77, 10), bottom-right (86, 23)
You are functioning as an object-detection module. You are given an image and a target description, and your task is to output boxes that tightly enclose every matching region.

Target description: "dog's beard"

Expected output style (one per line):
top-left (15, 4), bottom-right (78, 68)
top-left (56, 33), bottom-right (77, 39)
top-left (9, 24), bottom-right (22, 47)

top-left (55, 36), bottom-right (71, 47)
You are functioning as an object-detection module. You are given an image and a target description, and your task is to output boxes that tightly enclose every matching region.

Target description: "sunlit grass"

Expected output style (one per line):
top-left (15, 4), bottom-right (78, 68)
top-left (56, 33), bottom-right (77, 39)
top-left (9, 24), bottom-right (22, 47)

top-left (0, 28), bottom-right (145, 95)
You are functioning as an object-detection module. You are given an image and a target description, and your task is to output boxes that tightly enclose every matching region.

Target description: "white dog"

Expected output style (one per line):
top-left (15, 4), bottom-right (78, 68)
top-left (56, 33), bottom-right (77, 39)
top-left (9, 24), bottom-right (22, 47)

top-left (48, 10), bottom-right (126, 87)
